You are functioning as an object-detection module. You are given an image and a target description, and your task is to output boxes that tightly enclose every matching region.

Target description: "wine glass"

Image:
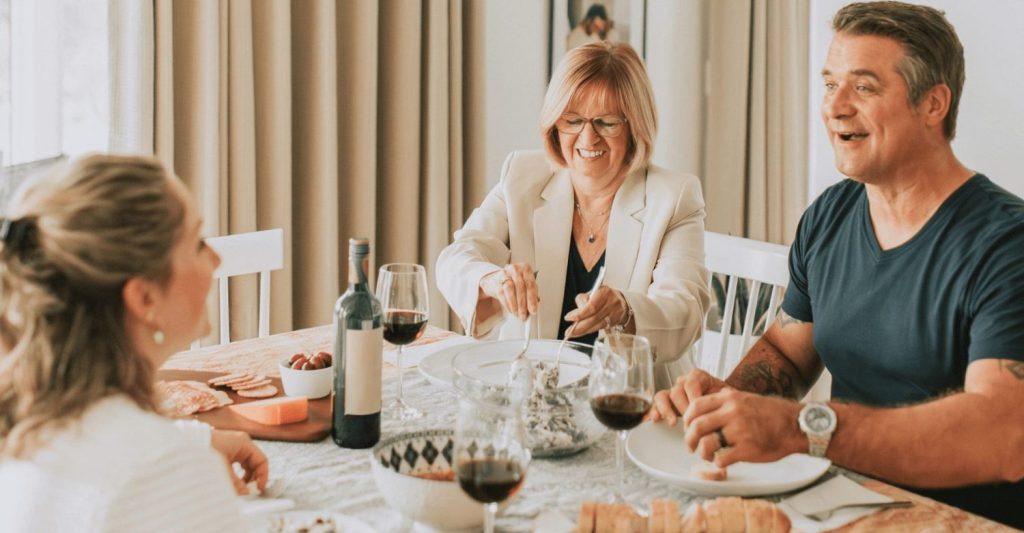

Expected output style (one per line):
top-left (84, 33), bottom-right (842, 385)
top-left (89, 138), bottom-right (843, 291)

top-left (589, 332), bottom-right (654, 505)
top-left (376, 263), bottom-right (429, 420)
top-left (453, 393), bottom-right (530, 533)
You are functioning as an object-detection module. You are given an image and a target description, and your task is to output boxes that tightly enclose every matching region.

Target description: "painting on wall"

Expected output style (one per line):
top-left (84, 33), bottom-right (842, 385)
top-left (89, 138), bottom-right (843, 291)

top-left (549, 0), bottom-right (647, 78)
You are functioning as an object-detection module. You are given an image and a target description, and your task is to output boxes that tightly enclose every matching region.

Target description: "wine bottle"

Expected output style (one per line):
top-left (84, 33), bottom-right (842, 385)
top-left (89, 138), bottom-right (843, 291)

top-left (332, 237), bottom-right (383, 449)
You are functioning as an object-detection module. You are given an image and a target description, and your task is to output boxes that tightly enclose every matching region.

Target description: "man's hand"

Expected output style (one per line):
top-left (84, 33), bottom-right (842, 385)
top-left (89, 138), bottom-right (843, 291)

top-left (646, 369), bottom-right (727, 426)
top-left (210, 429), bottom-right (269, 495)
top-left (682, 389), bottom-right (804, 467)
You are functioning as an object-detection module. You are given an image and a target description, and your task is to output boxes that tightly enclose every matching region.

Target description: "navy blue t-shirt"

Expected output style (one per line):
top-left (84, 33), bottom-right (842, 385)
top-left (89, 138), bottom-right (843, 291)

top-left (782, 174), bottom-right (1024, 527)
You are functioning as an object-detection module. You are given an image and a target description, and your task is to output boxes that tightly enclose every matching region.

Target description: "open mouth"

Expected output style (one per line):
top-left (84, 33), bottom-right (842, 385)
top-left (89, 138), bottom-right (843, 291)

top-left (577, 148), bottom-right (606, 159)
top-left (837, 132), bottom-right (868, 141)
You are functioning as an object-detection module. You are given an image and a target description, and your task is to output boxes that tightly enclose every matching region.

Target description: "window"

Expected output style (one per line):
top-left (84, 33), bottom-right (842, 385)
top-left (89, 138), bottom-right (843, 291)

top-left (0, 0), bottom-right (109, 209)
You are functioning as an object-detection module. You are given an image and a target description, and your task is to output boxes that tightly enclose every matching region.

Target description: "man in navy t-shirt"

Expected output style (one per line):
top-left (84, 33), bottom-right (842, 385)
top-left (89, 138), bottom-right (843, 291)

top-left (650, 2), bottom-right (1024, 528)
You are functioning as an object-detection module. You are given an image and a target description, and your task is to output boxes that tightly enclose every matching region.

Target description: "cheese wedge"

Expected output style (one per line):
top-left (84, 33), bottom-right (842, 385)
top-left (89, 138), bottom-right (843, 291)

top-left (230, 396), bottom-right (308, 425)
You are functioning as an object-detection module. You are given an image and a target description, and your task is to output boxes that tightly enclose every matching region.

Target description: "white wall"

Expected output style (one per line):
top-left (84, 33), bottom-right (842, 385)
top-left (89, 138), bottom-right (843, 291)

top-left (646, 0), bottom-right (705, 177)
top-left (481, 0), bottom-right (708, 187)
top-left (482, 1), bottom-right (549, 188)
top-left (808, 0), bottom-right (1024, 200)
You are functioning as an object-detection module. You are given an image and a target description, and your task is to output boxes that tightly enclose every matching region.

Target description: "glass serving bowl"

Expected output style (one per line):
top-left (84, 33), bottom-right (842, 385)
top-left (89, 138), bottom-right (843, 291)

top-left (451, 339), bottom-right (606, 458)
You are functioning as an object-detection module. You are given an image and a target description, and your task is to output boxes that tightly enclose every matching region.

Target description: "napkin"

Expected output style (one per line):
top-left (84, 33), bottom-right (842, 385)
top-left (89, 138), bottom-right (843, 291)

top-left (779, 474), bottom-right (896, 532)
top-left (384, 335), bottom-right (476, 368)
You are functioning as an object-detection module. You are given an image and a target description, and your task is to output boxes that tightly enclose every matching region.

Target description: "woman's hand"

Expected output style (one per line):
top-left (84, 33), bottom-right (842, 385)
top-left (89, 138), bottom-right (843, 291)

top-left (210, 429), bottom-right (269, 495)
top-left (646, 369), bottom-right (727, 426)
top-left (479, 263), bottom-right (539, 321)
top-left (563, 287), bottom-right (630, 338)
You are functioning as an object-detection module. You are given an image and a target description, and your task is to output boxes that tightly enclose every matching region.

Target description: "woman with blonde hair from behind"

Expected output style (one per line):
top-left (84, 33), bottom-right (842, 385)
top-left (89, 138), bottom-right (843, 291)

top-left (0, 155), bottom-right (267, 532)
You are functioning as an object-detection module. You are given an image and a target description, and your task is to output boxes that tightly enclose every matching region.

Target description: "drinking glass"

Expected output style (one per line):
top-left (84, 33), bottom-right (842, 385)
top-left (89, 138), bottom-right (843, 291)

top-left (454, 393), bottom-right (530, 533)
top-left (588, 332), bottom-right (654, 505)
top-left (376, 263), bottom-right (429, 420)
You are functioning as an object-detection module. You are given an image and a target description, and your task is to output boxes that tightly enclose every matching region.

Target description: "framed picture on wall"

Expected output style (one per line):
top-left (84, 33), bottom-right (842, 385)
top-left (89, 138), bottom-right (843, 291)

top-left (549, 0), bottom-right (647, 78)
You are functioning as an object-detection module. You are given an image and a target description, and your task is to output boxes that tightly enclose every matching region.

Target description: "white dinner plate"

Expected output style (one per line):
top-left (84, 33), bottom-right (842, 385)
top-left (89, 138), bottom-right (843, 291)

top-left (418, 339), bottom-right (591, 387)
top-left (418, 341), bottom-right (481, 386)
top-left (250, 510), bottom-right (375, 533)
top-left (626, 421), bottom-right (831, 496)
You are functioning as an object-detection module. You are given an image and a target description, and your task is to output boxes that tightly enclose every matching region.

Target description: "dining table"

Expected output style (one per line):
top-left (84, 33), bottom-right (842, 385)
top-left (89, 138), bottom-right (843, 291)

top-left (162, 324), bottom-right (1015, 532)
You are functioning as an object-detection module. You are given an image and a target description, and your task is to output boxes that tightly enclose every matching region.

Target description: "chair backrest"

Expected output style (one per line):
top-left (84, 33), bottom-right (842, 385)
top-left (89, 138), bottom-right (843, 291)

top-left (697, 232), bottom-right (790, 378)
top-left (192, 228), bottom-right (284, 348)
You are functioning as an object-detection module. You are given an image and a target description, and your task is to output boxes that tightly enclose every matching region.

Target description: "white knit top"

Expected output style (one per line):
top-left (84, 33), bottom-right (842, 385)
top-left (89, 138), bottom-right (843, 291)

top-left (0, 395), bottom-right (246, 532)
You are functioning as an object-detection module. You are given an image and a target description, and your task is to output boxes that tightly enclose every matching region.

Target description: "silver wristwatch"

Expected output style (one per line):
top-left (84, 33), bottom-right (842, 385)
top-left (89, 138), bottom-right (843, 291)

top-left (798, 402), bottom-right (837, 458)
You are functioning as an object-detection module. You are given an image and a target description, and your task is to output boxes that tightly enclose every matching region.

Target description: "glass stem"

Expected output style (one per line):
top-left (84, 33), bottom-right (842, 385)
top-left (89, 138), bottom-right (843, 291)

top-left (484, 502), bottom-right (498, 533)
top-left (616, 430), bottom-right (627, 501)
top-left (396, 344), bottom-right (405, 403)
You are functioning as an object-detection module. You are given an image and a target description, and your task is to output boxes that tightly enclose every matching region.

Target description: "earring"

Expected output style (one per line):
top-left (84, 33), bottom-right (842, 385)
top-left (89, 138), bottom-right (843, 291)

top-left (153, 329), bottom-right (165, 345)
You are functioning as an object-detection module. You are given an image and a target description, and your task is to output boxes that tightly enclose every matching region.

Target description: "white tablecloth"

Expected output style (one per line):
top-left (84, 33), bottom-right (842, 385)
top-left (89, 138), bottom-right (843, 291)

top-left (252, 367), bottom-right (705, 532)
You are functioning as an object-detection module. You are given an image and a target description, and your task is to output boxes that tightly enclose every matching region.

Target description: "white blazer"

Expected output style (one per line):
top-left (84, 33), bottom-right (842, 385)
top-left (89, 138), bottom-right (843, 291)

top-left (436, 151), bottom-right (710, 387)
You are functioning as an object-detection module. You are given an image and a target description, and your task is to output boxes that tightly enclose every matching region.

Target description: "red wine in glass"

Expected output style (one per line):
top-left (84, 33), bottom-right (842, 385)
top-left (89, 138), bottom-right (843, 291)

top-left (376, 263), bottom-right (429, 420)
top-left (383, 310), bottom-right (428, 345)
top-left (590, 394), bottom-right (651, 431)
top-left (456, 459), bottom-right (525, 503)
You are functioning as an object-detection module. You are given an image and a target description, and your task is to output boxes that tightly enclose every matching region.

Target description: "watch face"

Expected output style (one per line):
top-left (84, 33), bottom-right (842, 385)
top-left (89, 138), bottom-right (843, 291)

top-left (805, 406), bottom-right (835, 433)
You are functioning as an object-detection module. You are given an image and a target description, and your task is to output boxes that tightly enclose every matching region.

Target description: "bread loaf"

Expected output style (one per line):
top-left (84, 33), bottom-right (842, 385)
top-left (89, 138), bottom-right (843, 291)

top-left (575, 497), bottom-right (790, 533)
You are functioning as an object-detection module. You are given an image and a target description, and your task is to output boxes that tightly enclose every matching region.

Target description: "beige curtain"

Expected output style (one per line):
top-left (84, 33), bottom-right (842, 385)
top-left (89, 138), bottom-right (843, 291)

top-left (111, 0), bottom-right (480, 341)
top-left (702, 0), bottom-right (808, 245)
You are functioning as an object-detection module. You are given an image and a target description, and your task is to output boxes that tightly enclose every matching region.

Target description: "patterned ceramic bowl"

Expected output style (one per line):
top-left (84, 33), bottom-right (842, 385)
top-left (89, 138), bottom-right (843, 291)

top-left (370, 429), bottom-right (511, 531)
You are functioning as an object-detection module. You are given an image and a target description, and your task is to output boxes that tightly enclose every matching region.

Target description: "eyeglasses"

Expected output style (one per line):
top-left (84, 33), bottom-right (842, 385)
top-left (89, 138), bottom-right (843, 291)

top-left (555, 114), bottom-right (628, 137)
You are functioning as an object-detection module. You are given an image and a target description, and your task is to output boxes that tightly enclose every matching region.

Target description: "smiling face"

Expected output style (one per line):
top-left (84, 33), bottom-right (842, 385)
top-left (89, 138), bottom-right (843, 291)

top-left (557, 82), bottom-right (632, 186)
top-left (821, 33), bottom-right (933, 184)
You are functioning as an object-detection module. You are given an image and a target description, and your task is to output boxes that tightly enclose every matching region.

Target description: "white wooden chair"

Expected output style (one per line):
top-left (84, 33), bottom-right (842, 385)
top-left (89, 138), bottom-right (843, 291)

top-left (192, 228), bottom-right (284, 348)
top-left (697, 232), bottom-right (790, 378)
top-left (697, 231), bottom-right (831, 401)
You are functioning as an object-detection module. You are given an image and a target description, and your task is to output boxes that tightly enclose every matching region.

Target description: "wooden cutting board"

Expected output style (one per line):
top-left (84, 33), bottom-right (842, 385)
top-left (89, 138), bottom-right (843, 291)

top-left (157, 369), bottom-right (332, 443)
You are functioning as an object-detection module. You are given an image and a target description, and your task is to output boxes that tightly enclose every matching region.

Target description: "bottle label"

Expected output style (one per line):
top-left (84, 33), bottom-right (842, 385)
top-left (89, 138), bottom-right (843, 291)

top-left (344, 327), bottom-right (383, 415)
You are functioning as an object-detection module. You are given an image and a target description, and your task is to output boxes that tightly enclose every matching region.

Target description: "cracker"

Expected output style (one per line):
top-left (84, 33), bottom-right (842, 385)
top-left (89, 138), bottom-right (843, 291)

top-left (224, 374), bottom-right (265, 387)
top-left (207, 372), bottom-right (252, 387)
top-left (231, 378), bottom-right (273, 391)
top-left (236, 384), bottom-right (278, 398)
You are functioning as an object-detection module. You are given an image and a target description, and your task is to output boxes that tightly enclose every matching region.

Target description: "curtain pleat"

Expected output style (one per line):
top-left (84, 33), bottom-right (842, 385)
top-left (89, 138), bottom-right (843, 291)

top-left (377, 0), bottom-right (423, 268)
top-left (422, 0), bottom-right (454, 329)
top-left (108, 0), bottom-right (153, 153)
top-left (336, 0), bottom-right (380, 290)
top-left (119, 0), bottom-right (477, 341)
top-left (703, 0), bottom-right (807, 245)
top-left (703, 0), bottom-right (752, 240)
top-left (226, 0), bottom-right (258, 340)
top-left (153, 0), bottom-right (175, 163)
top-left (291, 0), bottom-right (340, 330)
top-left (252, 0), bottom-right (294, 334)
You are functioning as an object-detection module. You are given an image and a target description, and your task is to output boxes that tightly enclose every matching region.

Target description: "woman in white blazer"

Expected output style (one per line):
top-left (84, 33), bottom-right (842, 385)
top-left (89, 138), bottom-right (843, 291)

top-left (436, 42), bottom-right (709, 388)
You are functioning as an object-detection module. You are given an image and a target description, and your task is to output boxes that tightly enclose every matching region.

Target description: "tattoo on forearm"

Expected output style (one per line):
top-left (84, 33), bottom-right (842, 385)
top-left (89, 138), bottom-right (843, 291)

top-left (777, 310), bottom-right (806, 329)
top-left (730, 361), bottom-right (799, 398)
top-left (1000, 360), bottom-right (1024, 380)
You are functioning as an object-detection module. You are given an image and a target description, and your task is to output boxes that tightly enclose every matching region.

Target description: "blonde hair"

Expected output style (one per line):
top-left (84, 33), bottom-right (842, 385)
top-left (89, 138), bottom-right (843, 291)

top-left (540, 41), bottom-right (657, 177)
top-left (0, 154), bottom-right (185, 458)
